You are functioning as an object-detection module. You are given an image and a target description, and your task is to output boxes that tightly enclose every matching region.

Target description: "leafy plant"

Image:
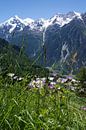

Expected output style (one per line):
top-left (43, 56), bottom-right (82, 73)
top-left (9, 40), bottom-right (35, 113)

top-left (77, 67), bottom-right (86, 88)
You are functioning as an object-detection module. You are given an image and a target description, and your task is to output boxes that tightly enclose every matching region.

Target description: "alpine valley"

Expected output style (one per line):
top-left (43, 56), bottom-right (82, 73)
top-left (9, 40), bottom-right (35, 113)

top-left (0, 9), bottom-right (86, 130)
top-left (0, 11), bottom-right (86, 74)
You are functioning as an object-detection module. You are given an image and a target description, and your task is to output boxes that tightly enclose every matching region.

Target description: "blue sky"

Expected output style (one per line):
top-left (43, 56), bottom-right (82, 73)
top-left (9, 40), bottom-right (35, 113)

top-left (0, 0), bottom-right (86, 22)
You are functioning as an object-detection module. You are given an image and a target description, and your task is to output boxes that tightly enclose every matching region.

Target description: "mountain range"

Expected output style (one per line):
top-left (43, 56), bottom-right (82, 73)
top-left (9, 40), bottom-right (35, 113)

top-left (0, 11), bottom-right (86, 74)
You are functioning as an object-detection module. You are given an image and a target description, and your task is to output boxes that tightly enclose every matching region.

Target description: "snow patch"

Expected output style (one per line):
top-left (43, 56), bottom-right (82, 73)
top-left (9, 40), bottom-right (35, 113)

top-left (9, 24), bottom-right (16, 33)
top-left (23, 18), bottom-right (34, 26)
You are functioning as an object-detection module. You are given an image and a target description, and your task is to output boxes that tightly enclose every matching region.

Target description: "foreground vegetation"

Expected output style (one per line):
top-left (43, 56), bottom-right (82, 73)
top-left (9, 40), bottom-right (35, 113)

top-left (0, 38), bottom-right (86, 129)
top-left (0, 76), bottom-right (86, 130)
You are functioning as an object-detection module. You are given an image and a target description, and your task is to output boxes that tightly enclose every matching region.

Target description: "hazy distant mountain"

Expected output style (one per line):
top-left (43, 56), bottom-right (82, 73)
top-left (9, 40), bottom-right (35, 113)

top-left (0, 11), bottom-right (86, 73)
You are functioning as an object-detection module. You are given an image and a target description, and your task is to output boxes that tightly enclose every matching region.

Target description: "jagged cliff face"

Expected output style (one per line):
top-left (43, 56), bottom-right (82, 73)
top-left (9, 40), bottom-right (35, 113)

top-left (45, 16), bottom-right (86, 71)
top-left (0, 12), bottom-right (86, 73)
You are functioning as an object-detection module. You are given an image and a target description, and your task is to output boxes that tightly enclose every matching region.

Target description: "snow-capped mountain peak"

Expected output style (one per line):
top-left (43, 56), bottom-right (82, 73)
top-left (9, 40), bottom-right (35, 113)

top-left (0, 15), bottom-right (24, 26)
top-left (66, 11), bottom-right (82, 19)
top-left (0, 15), bottom-right (25, 33)
top-left (73, 11), bottom-right (82, 19)
top-left (0, 12), bottom-right (83, 33)
top-left (49, 11), bottom-right (82, 27)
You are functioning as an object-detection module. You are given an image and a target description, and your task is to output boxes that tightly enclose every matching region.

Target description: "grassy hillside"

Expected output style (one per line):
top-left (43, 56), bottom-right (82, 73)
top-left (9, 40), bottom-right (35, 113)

top-left (0, 77), bottom-right (86, 130)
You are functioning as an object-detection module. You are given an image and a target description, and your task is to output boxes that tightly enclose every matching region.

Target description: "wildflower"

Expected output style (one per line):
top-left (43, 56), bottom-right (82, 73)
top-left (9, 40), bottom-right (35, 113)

top-left (18, 77), bottom-right (23, 81)
top-left (61, 78), bottom-right (68, 83)
top-left (51, 82), bottom-right (56, 85)
top-left (80, 106), bottom-right (86, 111)
top-left (7, 73), bottom-right (15, 78)
top-left (66, 75), bottom-right (73, 80)
top-left (48, 83), bottom-right (55, 89)
top-left (48, 77), bottom-right (54, 81)
top-left (57, 87), bottom-right (61, 90)
top-left (57, 78), bottom-right (62, 83)
top-left (13, 76), bottom-right (18, 80)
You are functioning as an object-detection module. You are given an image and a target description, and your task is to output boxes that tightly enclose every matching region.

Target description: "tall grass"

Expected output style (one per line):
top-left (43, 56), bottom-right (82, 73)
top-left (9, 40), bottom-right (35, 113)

top-left (0, 78), bottom-right (86, 130)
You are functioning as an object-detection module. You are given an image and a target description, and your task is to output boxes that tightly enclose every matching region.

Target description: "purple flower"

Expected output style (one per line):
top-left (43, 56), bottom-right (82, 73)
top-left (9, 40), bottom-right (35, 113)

top-left (66, 76), bottom-right (73, 80)
top-left (48, 84), bottom-right (55, 89)
top-left (80, 106), bottom-right (86, 111)
top-left (61, 78), bottom-right (68, 83)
